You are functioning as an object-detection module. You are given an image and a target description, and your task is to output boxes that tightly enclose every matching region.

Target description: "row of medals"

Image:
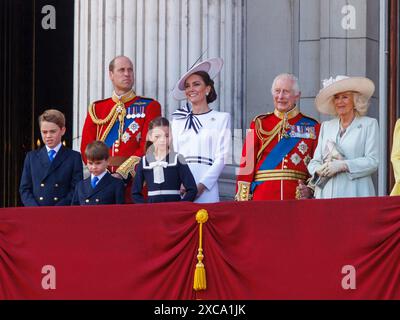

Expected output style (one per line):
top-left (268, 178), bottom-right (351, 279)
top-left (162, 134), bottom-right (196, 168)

top-left (126, 106), bottom-right (146, 119)
top-left (114, 106), bottom-right (145, 152)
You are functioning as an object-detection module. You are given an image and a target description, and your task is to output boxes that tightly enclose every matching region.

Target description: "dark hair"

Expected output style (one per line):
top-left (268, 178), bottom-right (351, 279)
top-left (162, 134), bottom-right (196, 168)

top-left (85, 141), bottom-right (110, 161)
top-left (38, 109), bottom-right (66, 129)
top-left (188, 71), bottom-right (218, 104)
top-left (145, 117), bottom-right (170, 152)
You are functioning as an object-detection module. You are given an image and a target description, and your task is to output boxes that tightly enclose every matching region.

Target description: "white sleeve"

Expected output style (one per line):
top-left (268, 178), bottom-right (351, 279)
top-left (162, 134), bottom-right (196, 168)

top-left (199, 114), bottom-right (231, 190)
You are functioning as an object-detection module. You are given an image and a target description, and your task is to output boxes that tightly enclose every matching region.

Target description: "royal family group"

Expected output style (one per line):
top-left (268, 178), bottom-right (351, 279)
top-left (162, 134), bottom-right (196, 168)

top-left (19, 56), bottom-right (400, 207)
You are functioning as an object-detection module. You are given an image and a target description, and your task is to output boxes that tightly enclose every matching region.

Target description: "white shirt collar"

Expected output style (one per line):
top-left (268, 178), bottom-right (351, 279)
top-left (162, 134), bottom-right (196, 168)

top-left (46, 143), bottom-right (62, 154)
top-left (91, 170), bottom-right (108, 182)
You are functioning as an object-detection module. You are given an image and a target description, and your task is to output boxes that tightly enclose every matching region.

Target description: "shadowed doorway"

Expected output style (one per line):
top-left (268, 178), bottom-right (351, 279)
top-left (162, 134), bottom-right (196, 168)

top-left (0, 0), bottom-right (74, 207)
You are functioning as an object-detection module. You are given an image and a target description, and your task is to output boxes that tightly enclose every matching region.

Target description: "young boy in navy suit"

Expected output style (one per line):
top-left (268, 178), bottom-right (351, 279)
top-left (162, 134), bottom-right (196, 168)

top-left (72, 141), bottom-right (125, 205)
top-left (19, 109), bottom-right (83, 206)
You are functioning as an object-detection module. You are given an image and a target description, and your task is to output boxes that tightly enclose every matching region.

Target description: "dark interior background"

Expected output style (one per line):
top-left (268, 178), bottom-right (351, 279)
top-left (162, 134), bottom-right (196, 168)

top-left (0, 0), bottom-right (74, 207)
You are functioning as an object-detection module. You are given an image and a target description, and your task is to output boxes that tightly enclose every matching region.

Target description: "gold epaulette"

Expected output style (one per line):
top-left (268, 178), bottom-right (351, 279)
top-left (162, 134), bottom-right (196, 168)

top-left (116, 156), bottom-right (141, 180)
top-left (253, 113), bottom-right (277, 139)
top-left (252, 112), bottom-right (273, 123)
top-left (235, 181), bottom-right (252, 201)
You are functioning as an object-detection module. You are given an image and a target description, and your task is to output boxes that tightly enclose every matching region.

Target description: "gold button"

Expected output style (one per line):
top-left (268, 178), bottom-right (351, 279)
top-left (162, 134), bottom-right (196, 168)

top-left (54, 197), bottom-right (58, 201)
top-left (40, 183), bottom-right (45, 187)
top-left (283, 166), bottom-right (288, 169)
top-left (284, 159), bottom-right (288, 163)
top-left (85, 199), bottom-right (90, 203)
top-left (115, 149), bottom-right (119, 153)
top-left (243, 186), bottom-right (247, 190)
top-left (39, 197), bottom-right (44, 201)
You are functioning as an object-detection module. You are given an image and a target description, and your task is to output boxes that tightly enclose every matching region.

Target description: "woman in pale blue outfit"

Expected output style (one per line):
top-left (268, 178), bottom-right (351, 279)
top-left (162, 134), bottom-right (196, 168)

top-left (308, 76), bottom-right (379, 199)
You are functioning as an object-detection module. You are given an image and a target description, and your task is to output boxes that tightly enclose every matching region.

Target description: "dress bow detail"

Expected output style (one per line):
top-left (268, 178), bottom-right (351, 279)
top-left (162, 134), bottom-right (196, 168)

top-left (149, 160), bottom-right (168, 184)
top-left (172, 103), bottom-right (203, 134)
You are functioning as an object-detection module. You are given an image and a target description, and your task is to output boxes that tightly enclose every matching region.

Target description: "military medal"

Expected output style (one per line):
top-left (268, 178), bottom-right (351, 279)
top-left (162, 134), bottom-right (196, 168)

top-left (290, 153), bottom-right (301, 166)
top-left (140, 106), bottom-right (146, 118)
top-left (126, 107), bottom-right (132, 119)
top-left (297, 141), bottom-right (309, 155)
top-left (306, 126), bottom-right (316, 139)
top-left (289, 125), bottom-right (316, 139)
top-left (132, 106), bottom-right (138, 119)
top-left (132, 106), bottom-right (137, 118)
top-left (122, 132), bottom-right (131, 143)
top-left (303, 155), bottom-right (312, 166)
top-left (128, 121), bottom-right (139, 134)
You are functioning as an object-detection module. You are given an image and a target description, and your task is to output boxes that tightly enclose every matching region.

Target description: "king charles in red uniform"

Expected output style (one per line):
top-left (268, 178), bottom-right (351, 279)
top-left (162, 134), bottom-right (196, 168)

top-left (236, 74), bottom-right (320, 201)
top-left (81, 56), bottom-right (161, 201)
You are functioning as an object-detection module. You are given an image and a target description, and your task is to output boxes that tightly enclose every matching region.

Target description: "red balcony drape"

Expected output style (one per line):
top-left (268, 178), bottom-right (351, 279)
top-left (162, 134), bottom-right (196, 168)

top-left (0, 197), bottom-right (399, 300)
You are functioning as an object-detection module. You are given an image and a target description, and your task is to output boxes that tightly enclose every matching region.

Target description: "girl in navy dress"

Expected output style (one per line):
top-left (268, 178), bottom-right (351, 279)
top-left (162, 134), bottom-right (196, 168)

top-left (131, 117), bottom-right (197, 203)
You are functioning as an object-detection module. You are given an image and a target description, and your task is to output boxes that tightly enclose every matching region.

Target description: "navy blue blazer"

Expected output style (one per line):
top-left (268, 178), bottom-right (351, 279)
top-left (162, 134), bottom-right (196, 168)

top-left (71, 172), bottom-right (125, 205)
top-left (132, 152), bottom-right (197, 203)
top-left (19, 146), bottom-right (83, 206)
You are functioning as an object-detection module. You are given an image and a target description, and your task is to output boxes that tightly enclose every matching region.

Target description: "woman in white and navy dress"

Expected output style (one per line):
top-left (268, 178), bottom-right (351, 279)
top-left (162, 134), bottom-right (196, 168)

top-left (132, 117), bottom-right (197, 203)
top-left (171, 58), bottom-right (231, 203)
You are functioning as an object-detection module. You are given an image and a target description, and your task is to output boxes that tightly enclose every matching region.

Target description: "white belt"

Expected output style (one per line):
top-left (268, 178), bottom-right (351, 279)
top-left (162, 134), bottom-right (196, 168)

top-left (148, 190), bottom-right (181, 196)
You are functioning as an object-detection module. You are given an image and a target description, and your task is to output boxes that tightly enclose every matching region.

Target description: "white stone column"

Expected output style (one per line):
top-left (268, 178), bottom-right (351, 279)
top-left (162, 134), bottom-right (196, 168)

top-left (73, 0), bottom-right (245, 153)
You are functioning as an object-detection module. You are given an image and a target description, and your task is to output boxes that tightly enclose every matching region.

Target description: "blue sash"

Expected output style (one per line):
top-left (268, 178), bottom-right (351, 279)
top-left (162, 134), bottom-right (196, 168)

top-left (104, 98), bottom-right (153, 148)
top-left (251, 116), bottom-right (317, 192)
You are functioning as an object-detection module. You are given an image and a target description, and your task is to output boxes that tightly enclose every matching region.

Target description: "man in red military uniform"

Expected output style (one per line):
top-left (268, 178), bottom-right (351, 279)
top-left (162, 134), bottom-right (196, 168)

top-left (236, 73), bottom-right (320, 201)
top-left (81, 56), bottom-right (161, 201)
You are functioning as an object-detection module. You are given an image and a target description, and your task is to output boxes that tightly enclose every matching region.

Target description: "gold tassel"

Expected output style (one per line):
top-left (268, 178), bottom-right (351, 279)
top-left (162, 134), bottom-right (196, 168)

top-left (193, 209), bottom-right (209, 291)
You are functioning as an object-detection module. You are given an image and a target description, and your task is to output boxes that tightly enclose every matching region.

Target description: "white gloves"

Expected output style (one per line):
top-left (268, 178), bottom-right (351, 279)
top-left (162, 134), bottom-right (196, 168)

top-left (320, 160), bottom-right (348, 177)
top-left (316, 163), bottom-right (328, 176)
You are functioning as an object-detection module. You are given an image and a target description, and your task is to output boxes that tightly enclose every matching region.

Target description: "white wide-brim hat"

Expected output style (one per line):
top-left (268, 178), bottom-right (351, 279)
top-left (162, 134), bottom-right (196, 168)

top-left (315, 75), bottom-right (375, 115)
top-left (172, 57), bottom-right (224, 100)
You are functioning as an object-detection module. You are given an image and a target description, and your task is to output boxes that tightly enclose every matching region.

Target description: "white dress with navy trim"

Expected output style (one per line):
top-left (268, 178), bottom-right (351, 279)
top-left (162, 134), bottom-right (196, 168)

top-left (171, 109), bottom-right (231, 203)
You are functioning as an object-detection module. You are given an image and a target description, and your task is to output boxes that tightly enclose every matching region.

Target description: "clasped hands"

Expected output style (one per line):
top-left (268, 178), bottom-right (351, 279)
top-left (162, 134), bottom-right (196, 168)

top-left (316, 160), bottom-right (348, 178)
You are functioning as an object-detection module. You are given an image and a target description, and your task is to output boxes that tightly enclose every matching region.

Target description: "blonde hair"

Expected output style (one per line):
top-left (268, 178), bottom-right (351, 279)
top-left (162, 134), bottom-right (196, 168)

top-left (353, 92), bottom-right (370, 116)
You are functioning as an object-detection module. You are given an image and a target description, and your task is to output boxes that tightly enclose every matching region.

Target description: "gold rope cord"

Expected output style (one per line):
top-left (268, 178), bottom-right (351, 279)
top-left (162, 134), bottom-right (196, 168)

top-left (255, 118), bottom-right (283, 162)
top-left (193, 209), bottom-right (209, 291)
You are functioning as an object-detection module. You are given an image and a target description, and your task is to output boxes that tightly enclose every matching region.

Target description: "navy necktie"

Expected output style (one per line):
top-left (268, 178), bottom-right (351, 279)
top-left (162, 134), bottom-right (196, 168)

top-left (91, 176), bottom-right (99, 189)
top-left (48, 150), bottom-right (56, 162)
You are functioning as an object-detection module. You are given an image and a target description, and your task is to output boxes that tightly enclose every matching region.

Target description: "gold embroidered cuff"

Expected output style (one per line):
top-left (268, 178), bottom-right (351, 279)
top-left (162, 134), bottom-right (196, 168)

top-left (116, 156), bottom-right (141, 180)
top-left (235, 181), bottom-right (252, 201)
